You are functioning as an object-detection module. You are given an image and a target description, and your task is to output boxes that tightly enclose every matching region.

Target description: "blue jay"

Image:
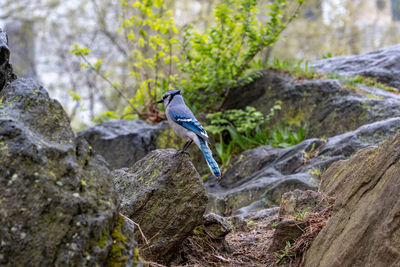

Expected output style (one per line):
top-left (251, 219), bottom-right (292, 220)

top-left (157, 90), bottom-right (221, 178)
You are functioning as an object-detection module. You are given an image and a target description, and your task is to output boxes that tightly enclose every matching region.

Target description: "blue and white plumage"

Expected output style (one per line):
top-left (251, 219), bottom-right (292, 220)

top-left (157, 90), bottom-right (221, 178)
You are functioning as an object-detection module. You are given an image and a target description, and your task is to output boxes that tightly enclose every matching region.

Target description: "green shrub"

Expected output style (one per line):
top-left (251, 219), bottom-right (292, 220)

top-left (179, 0), bottom-right (305, 113)
top-left (72, 0), bottom-right (304, 121)
top-left (72, 0), bottom-right (180, 123)
top-left (206, 104), bottom-right (307, 170)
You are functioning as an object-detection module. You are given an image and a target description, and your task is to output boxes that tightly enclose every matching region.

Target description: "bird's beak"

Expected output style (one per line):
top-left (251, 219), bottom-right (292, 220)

top-left (156, 99), bottom-right (163, 104)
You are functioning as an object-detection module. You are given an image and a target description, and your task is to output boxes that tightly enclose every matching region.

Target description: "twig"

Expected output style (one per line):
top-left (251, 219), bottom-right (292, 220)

top-left (79, 54), bottom-right (140, 114)
top-left (143, 260), bottom-right (166, 267)
top-left (119, 213), bottom-right (153, 259)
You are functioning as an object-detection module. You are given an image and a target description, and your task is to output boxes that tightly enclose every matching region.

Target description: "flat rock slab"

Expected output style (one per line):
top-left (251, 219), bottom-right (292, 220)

top-left (113, 149), bottom-right (208, 264)
top-left (206, 116), bottom-right (400, 218)
top-left (203, 213), bottom-right (232, 239)
top-left (278, 189), bottom-right (326, 219)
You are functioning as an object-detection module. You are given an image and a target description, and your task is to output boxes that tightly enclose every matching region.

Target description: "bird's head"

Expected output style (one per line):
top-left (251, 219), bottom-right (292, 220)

top-left (156, 90), bottom-right (181, 107)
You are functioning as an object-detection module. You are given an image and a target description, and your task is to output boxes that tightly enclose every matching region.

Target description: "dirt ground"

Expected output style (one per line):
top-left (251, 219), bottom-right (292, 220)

top-left (143, 196), bottom-right (334, 267)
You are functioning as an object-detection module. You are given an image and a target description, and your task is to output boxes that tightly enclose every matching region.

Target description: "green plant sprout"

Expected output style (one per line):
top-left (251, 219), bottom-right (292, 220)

top-left (274, 241), bottom-right (295, 265)
top-left (267, 57), bottom-right (318, 79)
top-left (178, 0), bottom-right (305, 112)
top-left (308, 167), bottom-right (323, 179)
top-left (206, 103), bottom-right (307, 170)
top-left (295, 209), bottom-right (308, 221)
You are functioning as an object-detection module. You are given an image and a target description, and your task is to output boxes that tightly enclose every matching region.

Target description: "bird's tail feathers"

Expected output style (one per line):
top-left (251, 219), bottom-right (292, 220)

top-left (198, 137), bottom-right (221, 177)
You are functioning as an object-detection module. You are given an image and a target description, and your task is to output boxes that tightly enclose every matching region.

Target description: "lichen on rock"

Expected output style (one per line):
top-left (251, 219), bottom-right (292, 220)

top-left (0, 78), bottom-right (140, 266)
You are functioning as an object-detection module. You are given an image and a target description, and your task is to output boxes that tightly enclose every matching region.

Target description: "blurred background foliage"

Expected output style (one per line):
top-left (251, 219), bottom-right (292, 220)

top-left (2, 0), bottom-right (400, 168)
top-left (1, 0), bottom-right (400, 129)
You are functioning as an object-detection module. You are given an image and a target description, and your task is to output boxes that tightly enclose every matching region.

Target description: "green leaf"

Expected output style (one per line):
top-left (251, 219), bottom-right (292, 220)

top-left (67, 90), bottom-right (82, 101)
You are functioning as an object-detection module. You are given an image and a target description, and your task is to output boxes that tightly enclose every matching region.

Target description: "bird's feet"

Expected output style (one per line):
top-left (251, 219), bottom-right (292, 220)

top-left (174, 149), bottom-right (190, 157)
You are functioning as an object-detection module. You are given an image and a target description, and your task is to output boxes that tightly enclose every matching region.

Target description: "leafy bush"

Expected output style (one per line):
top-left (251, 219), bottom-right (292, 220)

top-left (179, 0), bottom-right (305, 112)
top-left (72, 0), bottom-right (305, 121)
top-left (206, 104), bottom-right (307, 170)
top-left (72, 0), bottom-right (180, 123)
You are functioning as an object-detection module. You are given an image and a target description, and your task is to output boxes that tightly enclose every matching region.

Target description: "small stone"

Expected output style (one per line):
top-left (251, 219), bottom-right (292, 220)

top-left (20, 232), bottom-right (26, 239)
top-left (72, 193), bottom-right (80, 198)
top-left (34, 172), bottom-right (39, 177)
top-left (70, 243), bottom-right (78, 250)
top-left (10, 227), bottom-right (17, 232)
top-left (203, 213), bottom-right (232, 239)
top-left (56, 181), bottom-right (63, 186)
top-left (269, 220), bottom-right (306, 252)
top-left (231, 216), bottom-right (250, 232)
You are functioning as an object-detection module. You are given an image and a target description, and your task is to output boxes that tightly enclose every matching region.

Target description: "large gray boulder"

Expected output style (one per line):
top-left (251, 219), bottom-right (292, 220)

top-left (78, 119), bottom-right (211, 174)
top-left (0, 79), bottom-right (140, 266)
top-left (78, 119), bottom-right (182, 169)
top-left (305, 131), bottom-right (400, 267)
top-left (113, 149), bottom-right (208, 264)
top-left (222, 69), bottom-right (400, 138)
top-left (311, 44), bottom-right (400, 88)
top-left (207, 117), bottom-right (400, 217)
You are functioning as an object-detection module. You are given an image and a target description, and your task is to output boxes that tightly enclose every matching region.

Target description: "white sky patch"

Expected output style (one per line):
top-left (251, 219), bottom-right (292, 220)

top-left (322, 0), bottom-right (349, 25)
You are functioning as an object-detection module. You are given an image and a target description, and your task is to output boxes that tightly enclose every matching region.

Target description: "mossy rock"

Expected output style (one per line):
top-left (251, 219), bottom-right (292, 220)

top-left (0, 79), bottom-right (140, 266)
top-left (113, 149), bottom-right (208, 264)
top-left (78, 119), bottom-right (212, 176)
top-left (305, 131), bottom-right (400, 266)
top-left (223, 69), bottom-right (400, 138)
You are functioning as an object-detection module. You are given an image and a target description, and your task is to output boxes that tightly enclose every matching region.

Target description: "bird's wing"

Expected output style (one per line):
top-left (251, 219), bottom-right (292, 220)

top-left (168, 105), bottom-right (208, 140)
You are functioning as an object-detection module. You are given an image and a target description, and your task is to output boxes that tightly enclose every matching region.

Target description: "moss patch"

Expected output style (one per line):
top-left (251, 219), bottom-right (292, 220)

top-left (106, 215), bottom-right (127, 267)
top-left (155, 127), bottom-right (185, 149)
top-left (96, 231), bottom-right (109, 249)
